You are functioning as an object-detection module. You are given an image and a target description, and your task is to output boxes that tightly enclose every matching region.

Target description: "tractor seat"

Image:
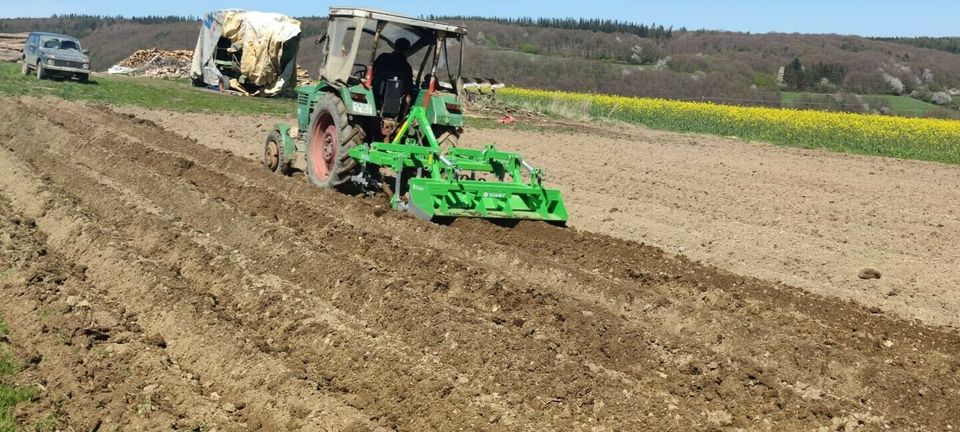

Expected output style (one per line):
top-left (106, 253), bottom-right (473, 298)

top-left (374, 73), bottom-right (407, 118)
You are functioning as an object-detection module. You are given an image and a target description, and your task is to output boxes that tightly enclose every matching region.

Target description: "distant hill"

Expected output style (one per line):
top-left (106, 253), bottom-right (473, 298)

top-left (446, 18), bottom-right (960, 114)
top-left (2, 14), bottom-right (959, 115)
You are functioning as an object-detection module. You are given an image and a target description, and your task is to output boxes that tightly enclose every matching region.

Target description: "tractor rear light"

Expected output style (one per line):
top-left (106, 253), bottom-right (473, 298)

top-left (350, 92), bottom-right (367, 102)
top-left (364, 67), bottom-right (374, 88)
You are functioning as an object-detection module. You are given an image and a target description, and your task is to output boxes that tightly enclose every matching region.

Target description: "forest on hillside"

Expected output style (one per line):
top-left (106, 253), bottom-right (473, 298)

top-left (0, 14), bottom-right (197, 38)
top-left (871, 37), bottom-right (960, 55)
top-left (427, 15), bottom-right (680, 40)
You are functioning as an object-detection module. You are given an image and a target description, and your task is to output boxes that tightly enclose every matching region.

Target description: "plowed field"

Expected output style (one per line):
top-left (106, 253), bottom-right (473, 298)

top-left (2, 97), bottom-right (959, 431)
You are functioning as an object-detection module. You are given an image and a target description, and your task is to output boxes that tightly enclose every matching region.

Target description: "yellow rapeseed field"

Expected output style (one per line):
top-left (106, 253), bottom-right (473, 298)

top-left (498, 88), bottom-right (960, 164)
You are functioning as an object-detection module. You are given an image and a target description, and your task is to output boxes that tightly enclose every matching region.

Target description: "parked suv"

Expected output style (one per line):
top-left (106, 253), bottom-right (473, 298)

top-left (21, 32), bottom-right (91, 82)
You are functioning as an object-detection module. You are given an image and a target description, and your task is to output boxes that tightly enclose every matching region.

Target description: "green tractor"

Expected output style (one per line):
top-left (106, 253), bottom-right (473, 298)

top-left (264, 8), bottom-right (567, 223)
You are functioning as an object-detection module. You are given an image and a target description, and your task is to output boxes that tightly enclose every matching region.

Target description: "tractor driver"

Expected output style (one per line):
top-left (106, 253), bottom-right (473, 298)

top-left (372, 37), bottom-right (413, 107)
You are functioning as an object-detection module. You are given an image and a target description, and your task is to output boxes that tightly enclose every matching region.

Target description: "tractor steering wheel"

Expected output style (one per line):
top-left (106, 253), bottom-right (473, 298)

top-left (352, 63), bottom-right (369, 81)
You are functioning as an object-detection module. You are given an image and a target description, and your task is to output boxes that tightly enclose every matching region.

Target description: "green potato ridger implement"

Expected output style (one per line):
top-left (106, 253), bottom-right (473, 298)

top-left (263, 8), bottom-right (568, 224)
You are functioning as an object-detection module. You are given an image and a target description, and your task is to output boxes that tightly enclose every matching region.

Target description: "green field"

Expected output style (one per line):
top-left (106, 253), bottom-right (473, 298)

top-left (780, 91), bottom-right (954, 118)
top-left (0, 62), bottom-right (294, 116)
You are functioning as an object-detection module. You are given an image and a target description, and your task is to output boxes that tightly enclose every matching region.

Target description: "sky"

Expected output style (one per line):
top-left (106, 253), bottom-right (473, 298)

top-left (2, 0), bottom-right (959, 37)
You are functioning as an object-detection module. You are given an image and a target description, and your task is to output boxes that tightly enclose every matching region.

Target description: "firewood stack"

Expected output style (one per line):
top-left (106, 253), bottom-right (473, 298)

top-left (114, 48), bottom-right (194, 78)
top-left (0, 33), bottom-right (28, 63)
top-left (296, 65), bottom-right (312, 85)
top-left (118, 49), bottom-right (193, 68)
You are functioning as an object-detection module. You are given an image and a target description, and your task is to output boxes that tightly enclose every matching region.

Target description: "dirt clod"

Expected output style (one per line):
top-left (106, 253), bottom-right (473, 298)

top-left (144, 333), bottom-right (166, 348)
top-left (859, 268), bottom-right (882, 280)
top-left (707, 409), bottom-right (734, 426)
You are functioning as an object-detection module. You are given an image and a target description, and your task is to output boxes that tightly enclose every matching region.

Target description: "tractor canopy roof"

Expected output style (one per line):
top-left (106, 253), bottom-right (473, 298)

top-left (320, 7), bottom-right (467, 85)
top-left (328, 7), bottom-right (467, 35)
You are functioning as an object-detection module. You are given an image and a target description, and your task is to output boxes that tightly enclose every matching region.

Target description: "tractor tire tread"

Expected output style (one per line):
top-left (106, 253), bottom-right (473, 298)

top-left (337, 158), bottom-right (358, 176)
top-left (338, 126), bottom-right (365, 162)
top-left (436, 128), bottom-right (460, 151)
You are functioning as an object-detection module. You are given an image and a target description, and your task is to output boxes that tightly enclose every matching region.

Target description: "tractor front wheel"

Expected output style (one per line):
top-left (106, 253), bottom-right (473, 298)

top-left (263, 130), bottom-right (291, 175)
top-left (306, 93), bottom-right (364, 189)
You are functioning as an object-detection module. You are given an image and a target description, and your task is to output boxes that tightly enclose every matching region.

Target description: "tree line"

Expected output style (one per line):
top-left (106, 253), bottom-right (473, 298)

top-left (48, 14), bottom-right (198, 26)
top-left (872, 37), bottom-right (960, 55)
top-left (426, 15), bottom-right (681, 40)
top-left (0, 14), bottom-right (198, 38)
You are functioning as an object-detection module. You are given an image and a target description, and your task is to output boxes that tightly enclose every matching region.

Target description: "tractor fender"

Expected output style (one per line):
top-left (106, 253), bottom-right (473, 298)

top-left (272, 123), bottom-right (300, 161)
top-left (338, 86), bottom-right (377, 117)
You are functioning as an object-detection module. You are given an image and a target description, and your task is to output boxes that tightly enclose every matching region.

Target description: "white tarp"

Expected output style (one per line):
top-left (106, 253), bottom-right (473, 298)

top-left (190, 10), bottom-right (302, 96)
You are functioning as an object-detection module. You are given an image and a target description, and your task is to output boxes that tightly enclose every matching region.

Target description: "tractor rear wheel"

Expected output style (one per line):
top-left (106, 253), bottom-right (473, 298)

top-left (435, 128), bottom-right (460, 152)
top-left (306, 93), bottom-right (364, 189)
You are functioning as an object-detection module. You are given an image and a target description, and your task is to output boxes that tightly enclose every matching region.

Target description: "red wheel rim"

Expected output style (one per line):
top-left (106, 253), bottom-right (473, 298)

top-left (310, 112), bottom-right (337, 181)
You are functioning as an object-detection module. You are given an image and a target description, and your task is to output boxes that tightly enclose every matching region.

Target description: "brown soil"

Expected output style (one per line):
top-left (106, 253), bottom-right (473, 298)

top-left (3, 97), bottom-right (959, 430)
top-left (464, 124), bottom-right (960, 331)
top-left (124, 106), bottom-right (960, 331)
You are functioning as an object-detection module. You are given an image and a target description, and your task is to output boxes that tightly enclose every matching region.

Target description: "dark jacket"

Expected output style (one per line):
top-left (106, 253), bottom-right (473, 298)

top-left (373, 51), bottom-right (413, 91)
